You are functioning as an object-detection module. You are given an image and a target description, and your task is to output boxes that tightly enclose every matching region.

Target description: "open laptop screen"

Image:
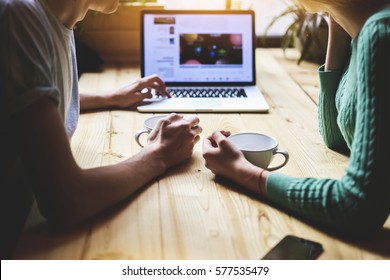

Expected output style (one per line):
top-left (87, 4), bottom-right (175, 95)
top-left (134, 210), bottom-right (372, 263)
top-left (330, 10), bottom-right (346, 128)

top-left (141, 10), bottom-right (256, 86)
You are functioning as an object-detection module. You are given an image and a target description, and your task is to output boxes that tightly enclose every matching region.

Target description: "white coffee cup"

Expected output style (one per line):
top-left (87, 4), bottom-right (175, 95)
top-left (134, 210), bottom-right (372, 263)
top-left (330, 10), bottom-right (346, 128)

top-left (135, 115), bottom-right (167, 147)
top-left (227, 132), bottom-right (289, 171)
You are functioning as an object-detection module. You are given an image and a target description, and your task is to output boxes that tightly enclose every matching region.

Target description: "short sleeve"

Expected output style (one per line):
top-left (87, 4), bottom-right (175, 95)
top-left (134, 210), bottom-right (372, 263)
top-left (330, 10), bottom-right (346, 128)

top-left (0, 1), bottom-right (60, 121)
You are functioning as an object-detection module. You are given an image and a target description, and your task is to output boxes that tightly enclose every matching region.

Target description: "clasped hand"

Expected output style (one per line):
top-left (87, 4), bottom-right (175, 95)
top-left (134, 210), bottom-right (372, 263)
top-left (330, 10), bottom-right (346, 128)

top-left (143, 113), bottom-right (202, 169)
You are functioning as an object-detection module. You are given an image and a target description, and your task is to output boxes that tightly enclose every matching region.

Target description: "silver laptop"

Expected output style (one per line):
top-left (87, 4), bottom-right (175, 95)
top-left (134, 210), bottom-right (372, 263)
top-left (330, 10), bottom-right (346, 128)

top-left (138, 10), bottom-right (269, 113)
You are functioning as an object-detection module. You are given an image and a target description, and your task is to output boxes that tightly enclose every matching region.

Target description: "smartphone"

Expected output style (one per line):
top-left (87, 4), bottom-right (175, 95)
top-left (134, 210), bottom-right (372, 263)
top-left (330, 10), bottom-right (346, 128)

top-left (261, 235), bottom-right (323, 260)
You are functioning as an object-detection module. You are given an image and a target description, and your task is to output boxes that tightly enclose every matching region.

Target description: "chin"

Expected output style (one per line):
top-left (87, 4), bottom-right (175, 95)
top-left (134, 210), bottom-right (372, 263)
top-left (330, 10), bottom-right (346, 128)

top-left (105, 4), bottom-right (119, 14)
top-left (102, 1), bottom-right (119, 14)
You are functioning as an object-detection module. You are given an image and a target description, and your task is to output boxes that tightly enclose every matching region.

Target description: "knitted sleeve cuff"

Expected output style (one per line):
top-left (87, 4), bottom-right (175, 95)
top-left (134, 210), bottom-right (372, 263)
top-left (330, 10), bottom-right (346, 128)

top-left (265, 172), bottom-right (294, 208)
top-left (318, 65), bottom-right (344, 95)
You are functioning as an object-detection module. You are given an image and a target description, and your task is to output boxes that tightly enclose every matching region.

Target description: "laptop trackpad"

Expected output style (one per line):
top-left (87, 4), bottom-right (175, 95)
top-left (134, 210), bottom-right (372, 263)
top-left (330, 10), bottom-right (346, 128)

top-left (184, 100), bottom-right (221, 110)
top-left (138, 98), bottom-right (222, 112)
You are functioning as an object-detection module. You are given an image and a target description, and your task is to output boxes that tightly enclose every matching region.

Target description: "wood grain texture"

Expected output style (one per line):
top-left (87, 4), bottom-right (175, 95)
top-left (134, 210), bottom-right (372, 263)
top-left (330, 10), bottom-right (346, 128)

top-left (13, 49), bottom-right (390, 260)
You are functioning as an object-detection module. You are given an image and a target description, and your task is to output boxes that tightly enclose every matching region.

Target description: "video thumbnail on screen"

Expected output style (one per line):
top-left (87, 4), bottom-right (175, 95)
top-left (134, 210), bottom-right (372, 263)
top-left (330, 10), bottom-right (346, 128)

top-left (180, 33), bottom-right (243, 65)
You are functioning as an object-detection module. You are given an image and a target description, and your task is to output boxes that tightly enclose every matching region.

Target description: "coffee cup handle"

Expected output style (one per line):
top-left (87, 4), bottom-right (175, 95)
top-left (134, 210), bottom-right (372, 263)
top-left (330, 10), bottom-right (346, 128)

top-left (267, 148), bottom-right (289, 171)
top-left (135, 129), bottom-right (149, 148)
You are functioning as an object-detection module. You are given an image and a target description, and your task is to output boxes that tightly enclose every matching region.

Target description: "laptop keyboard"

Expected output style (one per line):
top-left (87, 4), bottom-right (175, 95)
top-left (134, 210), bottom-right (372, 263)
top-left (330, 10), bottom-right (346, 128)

top-left (167, 88), bottom-right (247, 98)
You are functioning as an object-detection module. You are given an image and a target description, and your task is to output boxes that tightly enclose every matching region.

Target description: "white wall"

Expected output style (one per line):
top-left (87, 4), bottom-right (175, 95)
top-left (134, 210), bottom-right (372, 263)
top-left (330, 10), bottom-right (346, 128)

top-left (162, 0), bottom-right (294, 36)
top-left (163, 0), bottom-right (226, 9)
top-left (250, 0), bottom-right (294, 36)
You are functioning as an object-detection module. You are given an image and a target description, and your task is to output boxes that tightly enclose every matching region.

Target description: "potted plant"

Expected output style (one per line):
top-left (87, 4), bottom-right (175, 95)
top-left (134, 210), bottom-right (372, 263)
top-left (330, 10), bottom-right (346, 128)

top-left (263, 1), bottom-right (328, 65)
top-left (76, 0), bottom-right (163, 64)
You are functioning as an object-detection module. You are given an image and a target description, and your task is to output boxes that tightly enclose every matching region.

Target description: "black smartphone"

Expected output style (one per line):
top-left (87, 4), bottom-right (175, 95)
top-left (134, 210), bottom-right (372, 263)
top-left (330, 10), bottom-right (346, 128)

top-left (261, 235), bottom-right (323, 260)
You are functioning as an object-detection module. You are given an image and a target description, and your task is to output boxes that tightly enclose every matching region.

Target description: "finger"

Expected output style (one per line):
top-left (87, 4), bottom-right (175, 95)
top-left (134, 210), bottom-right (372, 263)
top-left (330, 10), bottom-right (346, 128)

top-left (139, 74), bottom-right (160, 85)
top-left (202, 137), bottom-right (215, 151)
top-left (138, 88), bottom-right (153, 99)
top-left (210, 130), bottom-right (228, 145)
top-left (191, 125), bottom-right (203, 135)
top-left (165, 113), bottom-right (183, 123)
top-left (203, 135), bottom-right (218, 148)
top-left (185, 115), bottom-right (200, 128)
top-left (194, 135), bottom-right (201, 144)
top-left (153, 82), bottom-right (171, 98)
top-left (147, 75), bottom-right (170, 98)
top-left (156, 89), bottom-right (171, 98)
top-left (154, 114), bottom-right (173, 130)
top-left (164, 88), bottom-right (172, 98)
top-left (149, 74), bottom-right (166, 87)
top-left (220, 130), bottom-right (232, 137)
top-left (139, 75), bottom-right (167, 92)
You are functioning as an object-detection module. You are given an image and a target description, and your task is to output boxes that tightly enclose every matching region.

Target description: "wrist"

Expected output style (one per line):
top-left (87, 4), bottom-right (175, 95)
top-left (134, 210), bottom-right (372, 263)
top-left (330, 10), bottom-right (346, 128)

top-left (258, 169), bottom-right (268, 196)
top-left (106, 90), bottom-right (121, 108)
top-left (234, 162), bottom-right (264, 195)
top-left (141, 144), bottom-right (169, 175)
top-left (80, 91), bottom-right (117, 111)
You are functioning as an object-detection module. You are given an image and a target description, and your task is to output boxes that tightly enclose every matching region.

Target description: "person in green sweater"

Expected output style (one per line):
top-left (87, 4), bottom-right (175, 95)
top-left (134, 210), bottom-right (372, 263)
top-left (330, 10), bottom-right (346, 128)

top-left (202, 0), bottom-right (390, 236)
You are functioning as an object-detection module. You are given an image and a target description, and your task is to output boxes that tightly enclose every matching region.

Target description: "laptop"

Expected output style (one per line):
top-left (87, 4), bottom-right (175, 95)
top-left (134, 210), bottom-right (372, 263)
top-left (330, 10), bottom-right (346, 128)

top-left (138, 10), bottom-right (269, 113)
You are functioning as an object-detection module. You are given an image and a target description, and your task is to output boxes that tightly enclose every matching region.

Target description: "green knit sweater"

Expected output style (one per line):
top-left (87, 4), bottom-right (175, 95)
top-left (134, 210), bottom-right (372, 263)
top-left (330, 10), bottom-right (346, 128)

top-left (266, 6), bottom-right (390, 235)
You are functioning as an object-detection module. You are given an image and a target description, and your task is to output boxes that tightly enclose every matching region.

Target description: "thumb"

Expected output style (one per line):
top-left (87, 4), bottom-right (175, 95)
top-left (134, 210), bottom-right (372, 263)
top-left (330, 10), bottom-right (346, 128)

top-left (211, 130), bottom-right (229, 145)
top-left (137, 88), bottom-right (153, 100)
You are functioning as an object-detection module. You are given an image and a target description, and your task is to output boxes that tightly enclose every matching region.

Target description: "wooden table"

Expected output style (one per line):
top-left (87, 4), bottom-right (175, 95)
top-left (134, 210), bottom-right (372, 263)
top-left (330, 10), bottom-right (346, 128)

top-left (13, 49), bottom-right (390, 260)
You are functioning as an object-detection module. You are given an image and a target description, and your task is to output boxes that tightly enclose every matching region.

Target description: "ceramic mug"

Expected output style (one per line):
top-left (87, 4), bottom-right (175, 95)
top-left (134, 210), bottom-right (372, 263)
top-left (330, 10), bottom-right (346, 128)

top-left (134, 115), bottom-right (167, 147)
top-left (227, 132), bottom-right (289, 170)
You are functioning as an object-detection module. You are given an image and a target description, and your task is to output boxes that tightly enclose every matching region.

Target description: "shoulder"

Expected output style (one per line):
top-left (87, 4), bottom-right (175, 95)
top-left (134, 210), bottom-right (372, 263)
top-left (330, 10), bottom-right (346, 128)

top-left (1, 0), bottom-right (48, 27)
top-left (1, 0), bottom-right (40, 14)
top-left (360, 6), bottom-right (390, 38)
top-left (356, 6), bottom-right (389, 58)
top-left (365, 5), bottom-right (390, 24)
top-left (1, 0), bottom-right (53, 48)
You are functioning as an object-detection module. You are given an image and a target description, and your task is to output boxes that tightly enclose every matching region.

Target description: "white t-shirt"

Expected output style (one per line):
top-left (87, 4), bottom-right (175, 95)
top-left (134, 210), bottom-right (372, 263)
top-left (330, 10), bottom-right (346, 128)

top-left (0, 0), bottom-right (79, 257)
top-left (1, 0), bottom-right (79, 133)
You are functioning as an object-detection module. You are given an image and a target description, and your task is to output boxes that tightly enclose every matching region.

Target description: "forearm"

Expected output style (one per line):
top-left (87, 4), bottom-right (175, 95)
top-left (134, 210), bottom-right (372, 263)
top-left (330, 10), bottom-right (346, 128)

top-left (325, 17), bottom-right (351, 71)
top-left (79, 91), bottom-right (116, 111)
top-left (79, 74), bottom-right (166, 111)
top-left (56, 147), bottom-right (166, 227)
top-left (17, 97), bottom-right (166, 228)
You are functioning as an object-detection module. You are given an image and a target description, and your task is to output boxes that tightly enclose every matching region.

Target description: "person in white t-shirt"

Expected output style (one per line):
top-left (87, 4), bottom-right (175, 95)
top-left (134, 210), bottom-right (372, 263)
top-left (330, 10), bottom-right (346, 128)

top-left (0, 0), bottom-right (202, 258)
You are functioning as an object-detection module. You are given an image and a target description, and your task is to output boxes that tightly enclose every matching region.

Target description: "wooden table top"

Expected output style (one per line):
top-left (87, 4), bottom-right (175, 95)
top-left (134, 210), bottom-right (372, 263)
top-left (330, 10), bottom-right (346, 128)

top-left (13, 49), bottom-right (390, 260)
